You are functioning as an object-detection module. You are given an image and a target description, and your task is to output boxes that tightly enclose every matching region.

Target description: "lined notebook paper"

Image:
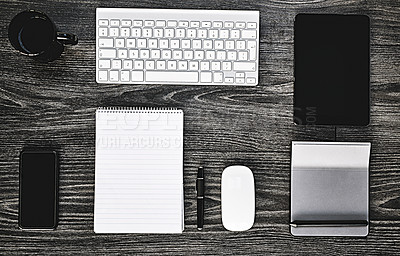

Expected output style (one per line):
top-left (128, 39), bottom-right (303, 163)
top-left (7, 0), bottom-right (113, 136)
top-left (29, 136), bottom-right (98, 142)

top-left (94, 107), bottom-right (184, 233)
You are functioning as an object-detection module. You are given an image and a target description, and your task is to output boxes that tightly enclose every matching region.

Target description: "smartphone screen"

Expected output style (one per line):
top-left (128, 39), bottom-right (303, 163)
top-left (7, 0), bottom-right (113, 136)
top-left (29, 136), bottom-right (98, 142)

top-left (19, 150), bottom-right (58, 229)
top-left (294, 14), bottom-right (370, 126)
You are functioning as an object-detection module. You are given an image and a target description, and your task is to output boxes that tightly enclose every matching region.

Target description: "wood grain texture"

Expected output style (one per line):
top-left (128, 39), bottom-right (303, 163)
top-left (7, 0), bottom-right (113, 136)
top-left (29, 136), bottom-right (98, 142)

top-left (1, 0), bottom-right (399, 255)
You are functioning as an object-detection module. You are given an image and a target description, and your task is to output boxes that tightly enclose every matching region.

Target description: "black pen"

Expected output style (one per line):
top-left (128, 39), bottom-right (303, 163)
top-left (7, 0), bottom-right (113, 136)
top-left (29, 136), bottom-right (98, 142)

top-left (196, 167), bottom-right (204, 230)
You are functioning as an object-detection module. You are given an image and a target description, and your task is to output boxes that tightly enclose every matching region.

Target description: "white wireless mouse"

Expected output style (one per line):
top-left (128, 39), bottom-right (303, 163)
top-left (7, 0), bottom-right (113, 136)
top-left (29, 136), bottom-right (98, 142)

top-left (221, 165), bottom-right (255, 231)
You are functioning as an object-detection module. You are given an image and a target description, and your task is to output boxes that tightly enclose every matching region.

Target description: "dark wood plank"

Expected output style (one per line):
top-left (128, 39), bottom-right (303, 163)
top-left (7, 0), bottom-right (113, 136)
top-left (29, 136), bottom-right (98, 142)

top-left (1, 0), bottom-right (400, 255)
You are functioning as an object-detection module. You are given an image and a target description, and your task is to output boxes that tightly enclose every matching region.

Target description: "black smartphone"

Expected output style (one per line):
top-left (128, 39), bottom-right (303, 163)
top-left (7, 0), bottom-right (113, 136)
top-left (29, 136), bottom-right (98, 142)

top-left (294, 14), bottom-right (370, 126)
top-left (19, 150), bottom-right (58, 229)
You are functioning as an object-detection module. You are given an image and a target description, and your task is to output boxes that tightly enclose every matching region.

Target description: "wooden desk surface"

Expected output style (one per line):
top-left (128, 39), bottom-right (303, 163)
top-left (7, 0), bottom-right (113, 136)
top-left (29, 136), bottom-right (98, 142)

top-left (1, 0), bottom-right (399, 255)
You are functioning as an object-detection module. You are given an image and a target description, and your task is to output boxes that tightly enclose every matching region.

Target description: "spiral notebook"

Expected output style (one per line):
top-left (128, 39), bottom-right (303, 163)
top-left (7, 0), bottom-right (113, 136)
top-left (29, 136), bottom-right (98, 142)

top-left (94, 107), bottom-right (184, 233)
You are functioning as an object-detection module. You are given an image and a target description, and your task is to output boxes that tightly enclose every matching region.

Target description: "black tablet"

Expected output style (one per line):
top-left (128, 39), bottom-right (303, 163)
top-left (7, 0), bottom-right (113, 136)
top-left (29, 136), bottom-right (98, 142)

top-left (294, 14), bottom-right (370, 126)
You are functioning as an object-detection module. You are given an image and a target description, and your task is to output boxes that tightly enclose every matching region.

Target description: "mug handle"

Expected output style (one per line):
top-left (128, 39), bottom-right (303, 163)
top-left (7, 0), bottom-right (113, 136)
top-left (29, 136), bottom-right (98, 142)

top-left (56, 32), bottom-right (78, 45)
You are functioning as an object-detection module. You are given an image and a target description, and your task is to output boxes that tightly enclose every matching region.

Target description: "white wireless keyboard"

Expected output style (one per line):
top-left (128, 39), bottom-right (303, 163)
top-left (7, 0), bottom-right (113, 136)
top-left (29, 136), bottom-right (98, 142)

top-left (96, 8), bottom-right (259, 85)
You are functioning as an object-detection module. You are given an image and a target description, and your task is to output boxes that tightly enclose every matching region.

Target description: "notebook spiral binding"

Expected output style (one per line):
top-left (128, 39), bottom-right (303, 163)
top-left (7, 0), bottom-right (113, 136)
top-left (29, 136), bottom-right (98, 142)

top-left (97, 107), bottom-right (181, 114)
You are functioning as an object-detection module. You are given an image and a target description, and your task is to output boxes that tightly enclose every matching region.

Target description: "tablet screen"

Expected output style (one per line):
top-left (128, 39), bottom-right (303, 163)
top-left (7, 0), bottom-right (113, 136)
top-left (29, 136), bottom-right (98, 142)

top-left (294, 14), bottom-right (370, 126)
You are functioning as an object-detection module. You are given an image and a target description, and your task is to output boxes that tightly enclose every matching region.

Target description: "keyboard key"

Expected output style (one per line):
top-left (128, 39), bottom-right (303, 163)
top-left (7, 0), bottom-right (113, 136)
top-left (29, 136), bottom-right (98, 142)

top-left (236, 72), bottom-right (245, 78)
top-left (156, 60), bottom-right (166, 69)
top-left (110, 20), bottom-right (120, 26)
top-left (198, 29), bottom-right (207, 38)
top-left (246, 77), bottom-right (256, 84)
top-left (110, 28), bottom-right (119, 36)
top-left (146, 71), bottom-right (198, 82)
top-left (131, 71), bottom-right (144, 81)
top-left (176, 29), bottom-right (185, 38)
top-left (194, 51), bottom-right (204, 59)
top-left (241, 30), bottom-right (257, 39)
top-left (238, 51), bottom-right (248, 61)
top-left (98, 70), bottom-right (108, 81)
top-left (233, 62), bottom-right (256, 71)
top-left (131, 28), bottom-right (141, 37)
top-left (187, 29), bottom-right (197, 38)
top-left (219, 30), bottom-right (229, 39)
top-left (236, 78), bottom-right (244, 84)
top-left (200, 61), bottom-right (210, 70)
top-left (118, 49), bottom-right (128, 58)
top-left (226, 41), bottom-right (235, 49)
top-left (140, 49), bottom-right (150, 58)
top-left (189, 61), bottom-right (199, 70)
top-left (120, 28), bottom-right (130, 37)
top-left (178, 21), bottom-right (189, 27)
top-left (214, 72), bottom-right (223, 83)
top-left (230, 30), bottom-right (240, 39)
top-left (99, 19), bottom-right (109, 26)
top-left (142, 28), bottom-right (152, 37)
top-left (129, 49), bottom-right (139, 58)
top-left (126, 38), bottom-right (135, 48)
top-left (115, 38), bottom-right (125, 47)
top-left (225, 77), bottom-right (234, 83)
top-left (99, 38), bottom-right (113, 47)
top-left (203, 40), bottom-right (213, 49)
top-left (99, 49), bottom-right (116, 58)
top-left (133, 20), bottom-right (143, 27)
top-left (200, 72), bottom-right (212, 82)
top-left (247, 22), bottom-right (257, 29)
top-left (162, 50), bottom-right (172, 59)
top-left (121, 70), bottom-right (130, 81)
top-left (109, 70), bottom-right (119, 81)
top-left (205, 51), bottom-right (215, 60)
top-left (182, 40), bottom-right (191, 49)
top-left (165, 28), bottom-right (174, 37)
top-left (173, 50), bottom-right (183, 59)
top-left (98, 27), bottom-right (108, 37)
top-left (146, 60), bottom-right (155, 70)
top-left (160, 39), bottom-right (169, 48)
top-left (216, 51), bottom-right (226, 60)
top-left (215, 40), bottom-right (224, 49)
top-left (248, 41), bottom-right (257, 60)
top-left (222, 62), bottom-right (232, 71)
top-left (209, 30), bottom-right (218, 39)
top-left (235, 22), bottom-right (245, 28)
top-left (151, 49), bottom-right (161, 59)
top-left (171, 39), bottom-right (180, 49)
top-left (156, 20), bottom-right (166, 27)
top-left (183, 51), bottom-right (193, 60)
top-left (137, 39), bottom-right (147, 48)
top-left (112, 60), bottom-right (122, 69)
top-left (123, 60), bottom-right (133, 69)
top-left (224, 21), bottom-right (234, 28)
top-left (201, 21), bottom-right (211, 28)
top-left (148, 39), bottom-right (158, 48)
top-left (190, 21), bottom-right (200, 27)
top-left (144, 20), bottom-right (155, 27)
top-left (99, 60), bottom-right (111, 69)
top-left (121, 20), bottom-right (132, 26)
top-left (237, 41), bottom-right (246, 49)
top-left (167, 20), bottom-right (177, 27)
top-left (178, 61), bottom-right (188, 70)
top-left (213, 21), bottom-right (223, 28)
top-left (167, 60), bottom-right (177, 70)
top-left (134, 60), bottom-right (144, 69)
top-left (227, 51), bottom-right (237, 60)
top-left (211, 62), bottom-right (221, 71)
top-left (193, 40), bottom-right (202, 49)
top-left (154, 28), bottom-right (163, 37)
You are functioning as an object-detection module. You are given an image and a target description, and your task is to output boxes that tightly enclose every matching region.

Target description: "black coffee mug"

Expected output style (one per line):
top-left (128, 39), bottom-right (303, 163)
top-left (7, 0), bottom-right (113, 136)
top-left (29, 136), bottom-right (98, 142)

top-left (8, 10), bottom-right (78, 62)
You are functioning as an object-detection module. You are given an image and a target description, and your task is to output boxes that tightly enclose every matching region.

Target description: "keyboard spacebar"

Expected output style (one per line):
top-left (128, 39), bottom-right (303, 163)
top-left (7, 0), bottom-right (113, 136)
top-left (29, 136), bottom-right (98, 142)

top-left (145, 71), bottom-right (199, 82)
